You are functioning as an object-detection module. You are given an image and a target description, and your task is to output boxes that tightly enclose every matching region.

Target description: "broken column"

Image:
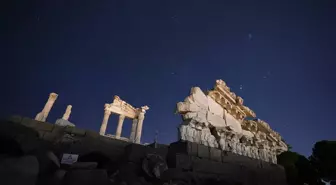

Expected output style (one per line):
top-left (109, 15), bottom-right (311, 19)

top-left (55, 105), bottom-right (75, 127)
top-left (35, 92), bottom-right (58, 122)
top-left (62, 105), bottom-right (72, 120)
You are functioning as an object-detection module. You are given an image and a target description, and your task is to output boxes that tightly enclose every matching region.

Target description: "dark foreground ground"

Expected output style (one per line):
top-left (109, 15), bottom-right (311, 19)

top-left (0, 116), bottom-right (288, 185)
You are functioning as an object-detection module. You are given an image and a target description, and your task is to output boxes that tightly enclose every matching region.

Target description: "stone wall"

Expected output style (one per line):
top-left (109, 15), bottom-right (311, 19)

top-left (4, 115), bottom-right (131, 162)
top-left (168, 141), bottom-right (287, 185)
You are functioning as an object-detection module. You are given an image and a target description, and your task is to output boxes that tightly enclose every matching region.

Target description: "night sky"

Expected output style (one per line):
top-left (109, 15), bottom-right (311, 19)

top-left (2, 0), bottom-right (336, 156)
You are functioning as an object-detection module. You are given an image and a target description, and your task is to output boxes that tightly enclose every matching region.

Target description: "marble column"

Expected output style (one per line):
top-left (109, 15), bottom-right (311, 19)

top-left (135, 113), bottom-right (145, 144)
top-left (129, 118), bottom-right (138, 142)
top-left (99, 110), bottom-right (111, 135)
top-left (115, 115), bottom-right (125, 139)
top-left (62, 105), bottom-right (72, 120)
top-left (35, 92), bottom-right (58, 122)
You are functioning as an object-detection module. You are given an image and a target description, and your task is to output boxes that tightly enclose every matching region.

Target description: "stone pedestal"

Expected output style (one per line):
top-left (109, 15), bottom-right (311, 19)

top-left (100, 110), bottom-right (111, 135)
top-left (115, 115), bottom-right (125, 139)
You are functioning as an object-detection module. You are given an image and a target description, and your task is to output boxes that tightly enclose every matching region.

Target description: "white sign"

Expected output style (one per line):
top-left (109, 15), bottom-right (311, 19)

top-left (61, 153), bottom-right (79, 165)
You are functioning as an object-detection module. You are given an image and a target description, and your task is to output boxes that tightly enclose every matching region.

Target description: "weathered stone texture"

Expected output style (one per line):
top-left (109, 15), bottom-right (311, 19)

top-left (209, 147), bottom-right (222, 162)
top-left (197, 144), bottom-right (210, 159)
top-left (206, 112), bottom-right (226, 128)
top-left (168, 141), bottom-right (287, 185)
top-left (3, 116), bottom-right (131, 163)
top-left (207, 95), bottom-right (224, 117)
top-left (225, 112), bottom-right (243, 133)
top-left (55, 118), bottom-right (75, 127)
top-left (176, 80), bottom-right (288, 164)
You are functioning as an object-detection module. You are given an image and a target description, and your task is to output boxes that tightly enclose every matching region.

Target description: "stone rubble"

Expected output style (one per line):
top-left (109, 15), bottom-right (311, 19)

top-left (55, 119), bottom-right (76, 127)
top-left (176, 80), bottom-right (288, 164)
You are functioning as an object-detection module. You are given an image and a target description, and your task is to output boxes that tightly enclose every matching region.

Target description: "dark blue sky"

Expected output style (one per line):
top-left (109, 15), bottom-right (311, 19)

top-left (2, 0), bottom-right (336, 156)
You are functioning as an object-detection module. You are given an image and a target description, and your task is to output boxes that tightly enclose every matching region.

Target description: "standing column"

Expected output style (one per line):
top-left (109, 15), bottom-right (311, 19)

top-left (115, 115), bottom-right (125, 139)
top-left (129, 118), bottom-right (138, 142)
top-left (134, 106), bottom-right (149, 144)
top-left (62, 105), bottom-right (72, 120)
top-left (135, 113), bottom-right (145, 144)
top-left (35, 92), bottom-right (58, 122)
top-left (100, 109), bottom-right (111, 135)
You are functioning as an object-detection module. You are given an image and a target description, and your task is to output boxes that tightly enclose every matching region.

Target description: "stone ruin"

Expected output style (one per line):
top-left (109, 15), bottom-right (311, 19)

top-left (99, 95), bottom-right (149, 144)
top-left (33, 80), bottom-right (287, 163)
top-left (176, 79), bottom-right (288, 164)
top-left (35, 92), bottom-right (76, 127)
top-left (34, 93), bottom-right (149, 144)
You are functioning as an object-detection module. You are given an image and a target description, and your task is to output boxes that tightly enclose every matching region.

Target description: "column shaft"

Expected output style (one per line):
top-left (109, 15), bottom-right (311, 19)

top-left (115, 115), bottom-right (125, 139)
top-left (130, 119), bottom-right (138, 142)
top-left (135, 113), bottom-right (145, 143)
top-left (35, 93), bottom-right (58, 122)
top-left (62, 105), bottom-right (72, 120)
top-left (100, 110), bottom-right (111, 135)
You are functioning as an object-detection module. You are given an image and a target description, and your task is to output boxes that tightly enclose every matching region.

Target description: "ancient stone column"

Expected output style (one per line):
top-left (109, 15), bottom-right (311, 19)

top-left (115, 115), bottom-right (125, 139)
top-left (129, 118), bottom-right (138, 142)
top-left (134, 106), bottom-right (149, 144)
top-left (62, 105), bottom-right (72, 120)
top-left (35, 92), bottom-right (58, 122)
top-left (135, 113), bottom-right (145, 144)
top-left (99, 109), bottom-right (111, 135)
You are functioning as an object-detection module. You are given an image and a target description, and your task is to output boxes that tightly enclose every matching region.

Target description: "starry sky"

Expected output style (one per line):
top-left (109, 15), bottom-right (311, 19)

top-left (1, 0), bottom-right (336, 156)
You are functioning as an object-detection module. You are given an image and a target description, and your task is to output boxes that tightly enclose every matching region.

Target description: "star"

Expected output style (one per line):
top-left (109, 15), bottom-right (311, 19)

top-left (248, 33), bottom-right (252, 40)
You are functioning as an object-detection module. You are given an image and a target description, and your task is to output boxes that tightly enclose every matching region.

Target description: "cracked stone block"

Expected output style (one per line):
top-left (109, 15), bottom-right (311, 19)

top-left (207, 96), bottom-right (224, 117)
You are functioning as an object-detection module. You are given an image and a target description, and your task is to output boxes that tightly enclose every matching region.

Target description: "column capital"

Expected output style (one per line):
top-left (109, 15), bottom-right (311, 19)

top-left (139, 105), bottom-right (149, 113)
top-left (138, 112), bottom-right (145, 120)
top-left (104, 110), bottom-right (111, 115)
top-left (49, 92), bottom-right (58, 100)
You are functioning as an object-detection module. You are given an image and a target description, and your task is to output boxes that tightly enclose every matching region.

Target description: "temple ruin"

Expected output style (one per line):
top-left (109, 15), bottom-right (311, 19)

top-left (176, 79), bottom-right (288, 164)
top-left (99, 95), bottom-right (149, 144)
